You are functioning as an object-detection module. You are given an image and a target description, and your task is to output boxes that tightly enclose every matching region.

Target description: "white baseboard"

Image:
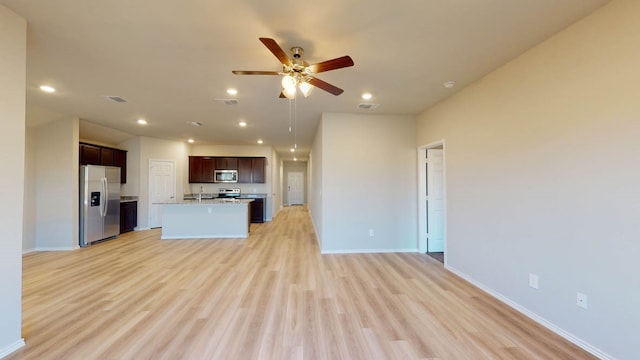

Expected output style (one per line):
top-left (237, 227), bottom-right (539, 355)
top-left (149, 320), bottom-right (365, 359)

top-left (22, 248), bottom-right (36, 254)
top-left (445, 265), bottom-right (616, 360)
top-left (321, 248), bottom-right (419, 254)
top-left (32, 246), bottom-right (77, 251)
top-left (0, 338), bottom-right (25, 359)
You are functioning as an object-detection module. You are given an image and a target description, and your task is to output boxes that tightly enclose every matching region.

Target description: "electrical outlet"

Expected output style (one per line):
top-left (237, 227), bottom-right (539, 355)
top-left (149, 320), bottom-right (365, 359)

top-left (528, 273), bottom-right (539, 289)
top-left (368, 229), bottom-right (375, 237)
top-left (577, 292), bottom-right (588, 309)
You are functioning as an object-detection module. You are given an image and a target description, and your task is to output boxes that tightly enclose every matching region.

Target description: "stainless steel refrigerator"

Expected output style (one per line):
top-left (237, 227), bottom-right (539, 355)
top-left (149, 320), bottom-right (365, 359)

top-left (80, 165), bottom-right (121, 247)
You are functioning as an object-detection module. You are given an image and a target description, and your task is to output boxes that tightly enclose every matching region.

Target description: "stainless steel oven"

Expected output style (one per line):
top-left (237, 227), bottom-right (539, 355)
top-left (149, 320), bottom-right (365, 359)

top-left (214, 169), bottom-right (238, 183)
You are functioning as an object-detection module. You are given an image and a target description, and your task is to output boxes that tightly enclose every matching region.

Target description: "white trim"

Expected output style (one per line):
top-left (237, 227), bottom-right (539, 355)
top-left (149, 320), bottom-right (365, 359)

top-left (32, 247), bottom-right (77, 252)
top-left (0, 339), bottom-right (25, 359)
top-left (445, 265), bottom-right (616, 360)
top-left (135, 227), bottom-right (151, 231)
top-left (22, 249), bottom-right (36, 254)
top-left (321, 248), bottom-right (419, 254)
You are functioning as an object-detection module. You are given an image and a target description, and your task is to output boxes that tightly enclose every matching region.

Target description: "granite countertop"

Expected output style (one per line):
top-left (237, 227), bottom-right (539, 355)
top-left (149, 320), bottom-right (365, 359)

top-left (120, 196), bottom-right (138, 203)
top-left (157, 199), bottom-right (254, 205)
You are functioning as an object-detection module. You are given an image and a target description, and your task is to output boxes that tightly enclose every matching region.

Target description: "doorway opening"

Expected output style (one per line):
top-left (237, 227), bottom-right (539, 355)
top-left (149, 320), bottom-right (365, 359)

top-left (418, 141), bottom-right (446, 264)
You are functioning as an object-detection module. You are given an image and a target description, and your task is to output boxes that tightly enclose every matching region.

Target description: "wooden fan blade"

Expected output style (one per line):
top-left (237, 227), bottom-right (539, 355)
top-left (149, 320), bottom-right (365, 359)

top-left (259, 37), bottom-right (292, 67)
top-left (308, 56), bottom-right (354, 74)
top-left (308, 77), bottom-right (344, 96)
top-left (232, 70), bottom-right (280, 75)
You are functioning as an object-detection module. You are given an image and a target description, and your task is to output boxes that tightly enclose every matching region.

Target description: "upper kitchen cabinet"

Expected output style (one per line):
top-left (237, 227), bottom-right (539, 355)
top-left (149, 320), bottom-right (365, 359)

top-left (189, 156), bottom-right (265, 183)
top-left (215, 157), bottom-right (238, 170)
top-left (250, 157), bottom-right (265, 183)
top-left (79, 142), bottom-right (127, 183)
top-left (79, 143), bottom-right (102, 165)
top-left (238, 157), bottom-right (265, 183)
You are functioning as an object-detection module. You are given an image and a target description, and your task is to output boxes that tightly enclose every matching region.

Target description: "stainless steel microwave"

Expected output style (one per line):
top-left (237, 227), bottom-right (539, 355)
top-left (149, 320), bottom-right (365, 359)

top-left (214, 170), bottom-right (238, 183)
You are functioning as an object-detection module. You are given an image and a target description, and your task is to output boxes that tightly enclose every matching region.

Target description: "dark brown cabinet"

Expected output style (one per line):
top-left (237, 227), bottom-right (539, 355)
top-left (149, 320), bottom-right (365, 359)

top-left (188, 156), bottom-right (204, 183)
top-left (215, 157), bottom-right (238, 170)
top-left (238, 158), bottom-right (253, 183)
top-left (189, 156), bottom-right (265, 183)
top-left (249, 198), bottom-right (264, 223)
top-left (80, 143), bottom-right (102, 165)
top-left (120, 201), bottom-right (137, 233)
top-left (250, 157), bottom-right (265, 183)
top-left (80, 142), bottom-right (127, 183)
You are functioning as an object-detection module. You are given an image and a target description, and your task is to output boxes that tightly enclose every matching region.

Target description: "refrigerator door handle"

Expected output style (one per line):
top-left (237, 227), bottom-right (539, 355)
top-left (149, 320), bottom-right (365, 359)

top-left (102, 177), bottom-right (109, 217)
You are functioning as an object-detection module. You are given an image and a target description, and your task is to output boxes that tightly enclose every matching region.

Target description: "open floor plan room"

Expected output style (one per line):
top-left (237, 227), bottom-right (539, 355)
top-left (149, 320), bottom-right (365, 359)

top-left (10, 206), bottom-right (595, 360)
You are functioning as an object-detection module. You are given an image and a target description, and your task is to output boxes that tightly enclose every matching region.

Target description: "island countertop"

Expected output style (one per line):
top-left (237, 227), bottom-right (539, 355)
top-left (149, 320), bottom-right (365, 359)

top-left (155, 199), bottom-right (254, 205)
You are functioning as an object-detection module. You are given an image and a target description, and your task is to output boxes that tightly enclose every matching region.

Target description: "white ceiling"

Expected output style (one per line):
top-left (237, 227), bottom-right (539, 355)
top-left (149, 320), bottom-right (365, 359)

top-left (2, 0), bottom-right (608, 159)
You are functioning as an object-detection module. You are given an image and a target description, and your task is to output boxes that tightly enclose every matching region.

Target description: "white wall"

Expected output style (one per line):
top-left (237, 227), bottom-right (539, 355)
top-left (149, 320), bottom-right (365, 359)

top-left (137, 137), bottom-right (188, 229)
top-left (314, 113), bottom-right (417, 253)
top-left (118, 136), bottom-right (141, 198)
top-left (308, 121), bottom-right (323, 247)
top-left (0, 5), bottom-right (26, 356)
top-left (416, 0), bottom-right (639, 358)
top-left (33, 117), bottom-right (79, 250)
top-left (270, 148), bottom-right (282, 218)
top-left (22, 128), bottom-right (36, 252)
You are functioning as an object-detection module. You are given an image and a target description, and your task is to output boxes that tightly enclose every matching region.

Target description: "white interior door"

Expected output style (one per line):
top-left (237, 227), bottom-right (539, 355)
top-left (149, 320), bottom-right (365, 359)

top-left (149, 159), bottom-right (176, 228)
top-left (287, 172), bottom-right (304, 205)
top-left (427, 149), bottom-right (444, 252)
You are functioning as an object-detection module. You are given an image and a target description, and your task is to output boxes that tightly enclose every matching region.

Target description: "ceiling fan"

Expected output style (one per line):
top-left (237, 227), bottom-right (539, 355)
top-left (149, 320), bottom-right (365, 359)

top-left (232, 37), bottom-right (354, 98)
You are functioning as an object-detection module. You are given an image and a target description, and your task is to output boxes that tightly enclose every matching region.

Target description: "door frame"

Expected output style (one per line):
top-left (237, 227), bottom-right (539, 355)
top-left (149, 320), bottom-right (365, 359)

top-left (148, 159), bottom-right (177, 228)
top-left (417, 140), bottom-right (447, 259)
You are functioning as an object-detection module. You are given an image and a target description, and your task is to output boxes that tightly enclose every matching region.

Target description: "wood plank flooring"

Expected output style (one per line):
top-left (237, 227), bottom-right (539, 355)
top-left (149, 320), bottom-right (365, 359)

top-left (9, 206), bottom-right (596, 359)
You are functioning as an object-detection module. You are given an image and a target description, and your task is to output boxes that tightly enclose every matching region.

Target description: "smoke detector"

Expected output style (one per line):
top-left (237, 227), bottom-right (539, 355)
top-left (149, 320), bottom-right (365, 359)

top-left (214, 99), bottom-right (238, 105)
top-left (357, 103), bottom-right (379, 110)
top-left (105, 96), bottom-right (128, 103)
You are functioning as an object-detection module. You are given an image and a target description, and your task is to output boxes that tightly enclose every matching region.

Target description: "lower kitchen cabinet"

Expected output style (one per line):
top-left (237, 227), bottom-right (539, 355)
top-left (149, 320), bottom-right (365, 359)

top-left (249, 198), bottom-right (264, 223)
top-left (120, 201), bottom-right (137, 233)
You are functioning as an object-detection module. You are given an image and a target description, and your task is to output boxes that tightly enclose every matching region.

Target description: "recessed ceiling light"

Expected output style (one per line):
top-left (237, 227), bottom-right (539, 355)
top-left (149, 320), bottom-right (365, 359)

top-left (137, 119), bottom-right (147, 125)
top-left (226, 88), bottom-right (238, 95)
top-left (257, 139), bottom-right (263, 144)
top-left (293, 157), bottom-right (297, 161)
top-left (239, 121), bottom-right (247, 127)
top-left (40, 85), bottom-right (56, 93)
top-left (290, 148), bottom-right (295, 152)
top-left (444, 81), bottom-right (456, 89)
top-left (187, 138), bottom-right (194, 143)
top-left (361, 92), bottom-right (372, 100)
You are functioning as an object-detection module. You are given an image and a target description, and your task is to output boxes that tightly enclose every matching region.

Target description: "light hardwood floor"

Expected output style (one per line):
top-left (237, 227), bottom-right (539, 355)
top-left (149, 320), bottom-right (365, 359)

top-left (9, 206), bottom-right (596, 360)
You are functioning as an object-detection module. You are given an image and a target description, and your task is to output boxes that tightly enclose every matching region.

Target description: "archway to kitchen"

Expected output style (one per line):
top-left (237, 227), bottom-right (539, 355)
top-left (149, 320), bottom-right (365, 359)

top-left (282, 160), bottom-right (308, 206)
top-left (418, 140), bottom-right (446, 264)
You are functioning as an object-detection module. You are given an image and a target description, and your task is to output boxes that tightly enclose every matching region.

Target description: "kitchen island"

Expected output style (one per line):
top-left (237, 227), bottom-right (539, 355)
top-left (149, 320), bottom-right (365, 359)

top-left (158, 199), bottom-right (253, 239)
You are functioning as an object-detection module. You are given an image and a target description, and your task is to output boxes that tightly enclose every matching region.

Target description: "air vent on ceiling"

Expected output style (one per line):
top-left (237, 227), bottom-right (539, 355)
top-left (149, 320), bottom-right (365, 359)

top-left (357, 103), bottom-right (379, 110)
top-left (214, 99), bottom-right (238, 105)
top-left (105, 96), bottom-right (128, 103)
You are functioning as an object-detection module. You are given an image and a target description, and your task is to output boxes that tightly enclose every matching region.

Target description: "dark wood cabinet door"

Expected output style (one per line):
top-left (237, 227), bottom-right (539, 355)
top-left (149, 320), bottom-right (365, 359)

top-left (238, 158), bottom-right (252, 183)
top-left (120, 201), bottom-right (137, 233)
top-left (202, 158), bottom-right (216, 183)
top-left (80, 144), bottom-right (101, 165)
top-left (251, 157), bottom-right (266, 183)
top-left (189, 156), bottom-right (204, 183)
top-left (215, 157), bottom-right (238, 170)
top-left (113, 150), bottom-right (127, 183)
top-left (250, 198), bottom-right (264, 223)
top-left (101, 148), bottom-right (115, 166)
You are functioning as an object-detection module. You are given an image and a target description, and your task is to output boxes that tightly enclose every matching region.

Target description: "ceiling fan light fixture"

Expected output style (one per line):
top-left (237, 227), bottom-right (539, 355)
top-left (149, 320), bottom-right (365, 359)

top-left (283, 86), bottom-right (296, 99)
top-left (299, 81), bottom-right (313, 97)
top-left (281, 75), bottom-right (297, 90)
